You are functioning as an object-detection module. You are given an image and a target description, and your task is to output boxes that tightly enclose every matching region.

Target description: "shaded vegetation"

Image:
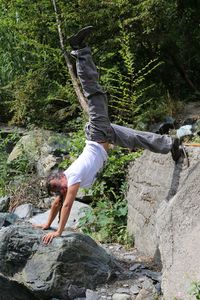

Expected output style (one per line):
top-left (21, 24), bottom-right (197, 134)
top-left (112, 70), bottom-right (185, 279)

top-left (1, 0), bottom-right (199, 129)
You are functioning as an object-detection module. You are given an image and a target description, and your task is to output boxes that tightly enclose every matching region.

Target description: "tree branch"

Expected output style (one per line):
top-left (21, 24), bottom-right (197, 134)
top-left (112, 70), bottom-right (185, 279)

top-left (51, 0), bottom-right (88, 114)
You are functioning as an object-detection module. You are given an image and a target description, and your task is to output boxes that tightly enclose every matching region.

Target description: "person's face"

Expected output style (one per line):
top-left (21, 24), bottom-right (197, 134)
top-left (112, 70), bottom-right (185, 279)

top-left (49, 176), bottom-right (68, 197)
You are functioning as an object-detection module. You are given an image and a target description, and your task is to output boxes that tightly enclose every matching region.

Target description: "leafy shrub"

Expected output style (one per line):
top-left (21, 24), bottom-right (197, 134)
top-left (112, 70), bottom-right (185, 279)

top-left (0, 132), bottom-right (21, 196)
top-left (0, 131), bottom-right (46, 210)
top-left (0, 132), bottom-right (38, 200)
top-left (189, 282), bottom-right (200, 299)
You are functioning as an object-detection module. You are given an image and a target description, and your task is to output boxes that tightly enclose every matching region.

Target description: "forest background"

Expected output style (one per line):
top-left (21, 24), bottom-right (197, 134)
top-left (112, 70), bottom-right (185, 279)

top-left (0, 0), bottom-right (200, 244)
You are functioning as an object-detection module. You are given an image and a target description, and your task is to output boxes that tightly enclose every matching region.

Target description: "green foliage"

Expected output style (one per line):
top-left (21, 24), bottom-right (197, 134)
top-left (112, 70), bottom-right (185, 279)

top-left (0, 131), bottom-right (40, 198)
top-left (8, 149), bottom-right (32, 176)
top-left (0, 132), bottom-right (21, 196)
top-left (6, 66), bottom-right (78, 129)
top-left (78, 196), bottom-right (133, 245)
top-left (1, 0), bottom-right (200, 129)
top-left (189, 282), bottom-right (200, 299)
top-left (79, 147), bottom-right (140, 244)
top-left (100, 58), bottom-right (165, 127)
top-left (58, 128), bottom-right (86, 170)
top-left (0, 0), bottom-right (81, 129)
top-left (193, 137), bottom-right (200, 144)
top-left (78, 185), bottom-right (134, 245)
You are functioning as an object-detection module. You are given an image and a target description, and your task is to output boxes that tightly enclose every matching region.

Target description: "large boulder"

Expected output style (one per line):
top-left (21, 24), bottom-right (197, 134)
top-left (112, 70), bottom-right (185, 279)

top-left (127, 147), bottom-right (200, 300)
top-left (0, 212), bottom-right (18, 228)
top-left (0, 196), bottom-right (10, 212)
top-left (0, 224), bottom-right (117, 299)
top-left (7, 129), bottom-right (70, 177)
top-left (156, 147), bottom-right (200, 300)
top-left (127, 150), bottom-right (174, 261)
top-left (0, 274), bottom-right (41, 300)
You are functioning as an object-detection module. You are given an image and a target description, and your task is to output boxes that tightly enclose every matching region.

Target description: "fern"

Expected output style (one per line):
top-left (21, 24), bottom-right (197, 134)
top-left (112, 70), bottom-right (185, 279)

top-left (100, 58), bottom-right (163, 126)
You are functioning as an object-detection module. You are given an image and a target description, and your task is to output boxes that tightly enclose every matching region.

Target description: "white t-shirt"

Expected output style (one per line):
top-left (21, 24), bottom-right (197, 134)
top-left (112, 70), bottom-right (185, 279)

top-left (64, 141), bottom-right (108, 188)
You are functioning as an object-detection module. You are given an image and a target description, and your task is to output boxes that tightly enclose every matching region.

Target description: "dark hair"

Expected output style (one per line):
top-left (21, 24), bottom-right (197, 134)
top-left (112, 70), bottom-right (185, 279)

top-left (46, 169), bottom-right (64, 196)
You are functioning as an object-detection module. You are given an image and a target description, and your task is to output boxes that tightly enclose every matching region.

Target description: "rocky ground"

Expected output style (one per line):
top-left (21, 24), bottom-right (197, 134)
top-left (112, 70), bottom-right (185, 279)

top-left (81, 243), bottom-right (162, 300)
top-left (0, 199), bottom-right (162, 300)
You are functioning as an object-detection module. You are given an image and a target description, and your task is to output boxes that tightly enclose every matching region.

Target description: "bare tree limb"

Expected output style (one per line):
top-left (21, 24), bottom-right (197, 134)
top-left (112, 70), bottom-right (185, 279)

top-left (51, 0), bottom-right (88, 114)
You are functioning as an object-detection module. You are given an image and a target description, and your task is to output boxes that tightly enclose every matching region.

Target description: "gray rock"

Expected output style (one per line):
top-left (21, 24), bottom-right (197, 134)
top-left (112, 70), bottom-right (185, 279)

top-left (141, 278), bottom-right (154, 290)
top-left (155, 282), bottom-right (161, 294)
top-left (7, 129), bottom-right (70, 177)
top-left (112, 293), bottom-right (131, 300)
top-left (123, 253), bottom-right (136, 261)
top-left (68, 284), bottom-right (85, 299)
top-left (86, 289), bottom-right (101, 300)
top-left (141, 270), bottom-right (161, 282)
top-left (0, 224), bottom-right (117, 299)
top-left (13, 203), bottom-right (34, 219)
top-left (0, 273), bottom-right (41, 300)
top-left (116, 288), bottom-right (130, 294)
top-left (156, 147), bottom-right (200, 300)
top-left (135, 278), bottom-right (157, 300)
top-left (29, 200), bottom-right (91, 229)
top-left (135, 288), bottom-right (155, 300)
top-left (127, 150), bottom-right (175, 262)
top-left (138, 276), bottom-right (147, 283)
top-left (176, 101), bottom-right (200, 121)
top-left (127, 147), bottom-right (200, 300)
top-left (130, 285), bottom-right (140, 294)
top-left (0, 196), bottom-right (10, 212)
top-left (38, 196), bottom-right (54, 209)
top-left (0, 212), bottom-right (18, 228)
top-left (129, 263), bottom-right (142, 271)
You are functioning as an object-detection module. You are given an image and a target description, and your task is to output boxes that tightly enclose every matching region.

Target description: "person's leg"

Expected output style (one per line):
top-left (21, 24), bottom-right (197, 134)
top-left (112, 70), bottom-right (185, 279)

top-left (72, 47), bottom-right (112, 142)
top-left (69, 27), bottom-right (181, 160)
top-left (110, 123), bottom-right (173, 154)
top-left (72, 47), bottom-right (174, 155)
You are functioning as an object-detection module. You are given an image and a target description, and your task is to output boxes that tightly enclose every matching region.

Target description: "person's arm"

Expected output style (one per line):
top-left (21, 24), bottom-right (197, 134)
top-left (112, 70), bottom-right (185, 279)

top-left (42, 183), bottom-right (80, 244)
top-left (32, 195), bottom-right (62, 230)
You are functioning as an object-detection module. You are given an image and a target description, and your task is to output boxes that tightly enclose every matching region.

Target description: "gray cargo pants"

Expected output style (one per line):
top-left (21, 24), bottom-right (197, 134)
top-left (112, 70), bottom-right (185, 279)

top-left (73, 47), bottom-right (173, 153)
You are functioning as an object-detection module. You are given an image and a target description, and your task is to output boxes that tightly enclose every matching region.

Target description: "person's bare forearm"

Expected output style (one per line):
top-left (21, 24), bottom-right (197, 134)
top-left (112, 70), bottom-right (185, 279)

top-left (46, 196), bottom-right (62, 227)
top-left (42, 183), bottom-right (80, 244)
top-left (57, 184), bottom-right (80, 234)
top-left (33, 196), bottom-right (62, 230)
top-left (57, 203), bottom-right (72, 235)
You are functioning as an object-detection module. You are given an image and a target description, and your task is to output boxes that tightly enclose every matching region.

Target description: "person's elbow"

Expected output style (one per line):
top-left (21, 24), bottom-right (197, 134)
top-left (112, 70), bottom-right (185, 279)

top-left (63, 201), bottom-right (73, 211)
top-left (51, 198), bottom-right (62, 209)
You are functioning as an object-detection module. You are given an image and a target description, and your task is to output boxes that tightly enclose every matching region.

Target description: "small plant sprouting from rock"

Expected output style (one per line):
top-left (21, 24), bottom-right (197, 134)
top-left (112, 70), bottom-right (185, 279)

top-left (189, 282), bottom-right (200, 299)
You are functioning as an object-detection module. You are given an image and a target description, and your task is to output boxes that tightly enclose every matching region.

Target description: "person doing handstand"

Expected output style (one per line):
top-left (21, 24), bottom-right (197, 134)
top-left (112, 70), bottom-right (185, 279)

top-left (33, 26), bottom-right (182, 244)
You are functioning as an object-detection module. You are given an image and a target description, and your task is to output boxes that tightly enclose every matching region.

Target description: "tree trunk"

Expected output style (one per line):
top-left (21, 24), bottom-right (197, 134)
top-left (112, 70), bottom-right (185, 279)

top-left (51, 0), bottom-right (88, 114)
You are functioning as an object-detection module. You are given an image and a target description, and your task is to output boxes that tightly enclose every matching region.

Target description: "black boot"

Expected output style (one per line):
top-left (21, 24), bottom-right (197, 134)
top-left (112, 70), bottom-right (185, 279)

top-left (171, 138), bottom-right (182, 162)
top-left (68, 26), bottom-right (93, 49)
